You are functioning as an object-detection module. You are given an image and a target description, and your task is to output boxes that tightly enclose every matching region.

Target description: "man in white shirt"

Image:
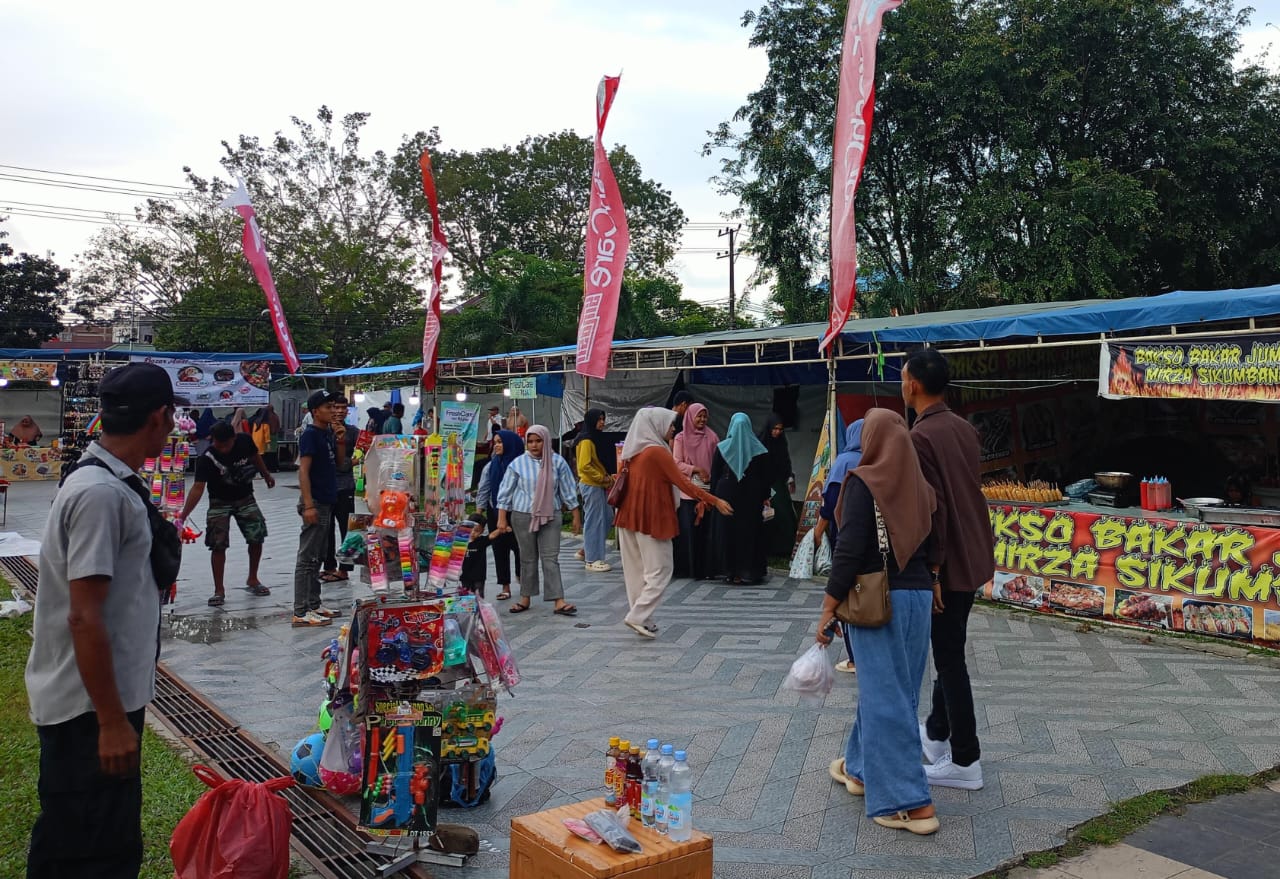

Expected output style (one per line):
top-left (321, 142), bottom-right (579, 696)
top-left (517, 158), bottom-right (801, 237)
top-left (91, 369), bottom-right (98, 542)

top-left (25, 363), bottom-right (184, 878)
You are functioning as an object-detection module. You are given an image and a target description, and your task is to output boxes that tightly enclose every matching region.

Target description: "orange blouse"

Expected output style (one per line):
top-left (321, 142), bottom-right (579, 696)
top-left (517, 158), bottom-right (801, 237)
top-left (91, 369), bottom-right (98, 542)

top-left (614, 446), bottom-right (719, 540)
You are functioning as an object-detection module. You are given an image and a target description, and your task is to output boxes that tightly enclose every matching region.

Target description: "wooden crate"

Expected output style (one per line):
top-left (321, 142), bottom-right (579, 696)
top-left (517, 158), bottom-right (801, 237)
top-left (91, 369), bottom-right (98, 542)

top-left (509, 797), bottom-right (712, 879)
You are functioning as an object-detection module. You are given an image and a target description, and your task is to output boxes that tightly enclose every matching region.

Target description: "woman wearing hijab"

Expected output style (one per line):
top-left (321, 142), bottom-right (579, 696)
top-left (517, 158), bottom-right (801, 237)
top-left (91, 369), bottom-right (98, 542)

top-left (614, 408), bottom-right (732, 639)
top-left (708, 412), bottom-right (773, 584)
top-left (815, 419), bottom-right (865, 551)
top-left (365, 407), bottom-right (387, 433)
top-left (229, 407), bottom-right (249, 433)
top-left (759, 413), bottom-right (798, 558)
top-left (476, 430), bottom-right (523, 600)
top-left (575, 408), bottom-right (616, 571)
top-left (670, 403), bottom-right (718, 579)
top-left (817, 408), bottom-right (941, 836)
top-left (495, 425), bottom-right (581, 615)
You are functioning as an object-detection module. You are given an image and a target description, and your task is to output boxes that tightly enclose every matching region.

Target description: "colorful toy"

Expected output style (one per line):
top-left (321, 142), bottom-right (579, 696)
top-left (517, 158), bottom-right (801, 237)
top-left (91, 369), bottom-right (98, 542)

top-left (443, 617), bottom-right (467, 667)
top-left (397, 528), bottom-right (416, 592)
top-left (377, 490), bottom-right (411, 530)
top-left (318, 700), bottom-right (333, 732)
top-left (439, 691), bottom-right (496, 761)
top-left (150, 473), bottom-right (164, 506)
top-left (366, 532), bottom-right (388, 593)
top-left (160, 441), bottom-right (174, 474)
top-left (179, 523), bottom-right (201, 545)
top-left (360, 700), bottom-right (441, 835)
top-left (290, 732), bottom-right (327, 786)
top-left (365, 603), bottom-right (445, 683)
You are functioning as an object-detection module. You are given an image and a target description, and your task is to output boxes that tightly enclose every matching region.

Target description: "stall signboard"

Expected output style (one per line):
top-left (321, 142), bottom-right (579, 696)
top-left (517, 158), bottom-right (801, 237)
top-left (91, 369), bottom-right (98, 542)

top-left (437, 402), bottom-right (480, 486)
top-left (0, 361), bottom-right (57, 382)
top-left (1100, 335), bottom-right (1280, 403)
top-left (0, 447), bottom-right (61, 481)
top-left (130, 355), bottom-right (271, 406)
top-left (507, 377), bottom-right (536, 400)
top-left (987, 503), bottom-right (1280, 645)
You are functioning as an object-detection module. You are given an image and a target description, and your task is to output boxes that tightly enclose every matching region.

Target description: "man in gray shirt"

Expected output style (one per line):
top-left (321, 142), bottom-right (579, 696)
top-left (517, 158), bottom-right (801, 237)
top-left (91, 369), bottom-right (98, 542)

top-left (25, 362), bottom-right (184, 878)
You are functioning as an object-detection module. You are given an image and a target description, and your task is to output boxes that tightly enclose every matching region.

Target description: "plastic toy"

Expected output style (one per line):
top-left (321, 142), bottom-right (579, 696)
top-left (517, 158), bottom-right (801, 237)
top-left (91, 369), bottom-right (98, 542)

top-left (366, 532), bottom-right (388, 593)
top-left (365, 603), bottom-right (445, 683)
top-left (290, 732), bottom-right (327, 786)
top-left (360, 701), bottom-right (441, 835)
top-left (439, 692), bottom-right (496, 761)
top-left (397, 528), bottom-right (416, 592)
top-left (472, 602), bottom-right (520, 689)
top-left (443, 617), bottom-right (467, 666)
top-left (377, 490), bottom-right (411, 530)
top-left (179, 523), bottom-right (201, 545)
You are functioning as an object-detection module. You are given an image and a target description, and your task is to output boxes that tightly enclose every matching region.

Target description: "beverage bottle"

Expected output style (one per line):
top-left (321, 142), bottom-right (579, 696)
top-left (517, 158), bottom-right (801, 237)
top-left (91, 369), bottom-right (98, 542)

top-left (655, 744), bottom-right (675, 834)
top-left (605, 737), bottom-right (620, 805)
top-left (667, 750), bottom-right (693, 841)
top-left (614, 740), bottom-right (631, 804)
top-left (641, 739), bottom-right (661, 827)
top-left (626, 746), bottom-right (643, 819)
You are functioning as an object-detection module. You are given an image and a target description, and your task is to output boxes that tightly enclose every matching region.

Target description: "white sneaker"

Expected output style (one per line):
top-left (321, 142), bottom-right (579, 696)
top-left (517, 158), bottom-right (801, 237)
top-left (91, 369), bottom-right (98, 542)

top-left (292, 611), bottom-right (333, 628)
top-left (314, 606), bottom-right (340, 619)
top-left (585, 560), bottom-right (613, 572)
top-left (924, 755), bottom-right (983, 790)
top-left (625, 620), bottom-right (656, 639)
top-left (919, 722), bottom-right (951, 765)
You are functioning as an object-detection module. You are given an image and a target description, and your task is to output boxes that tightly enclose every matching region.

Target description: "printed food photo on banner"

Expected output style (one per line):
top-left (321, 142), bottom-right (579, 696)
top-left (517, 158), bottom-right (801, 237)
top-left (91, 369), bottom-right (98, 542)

top-left (1049, 581), bottom-right (1106, 617)
top-left (1179, 600), bottom-right (1253, 639)
top-left (1113, 590), bottom-right (1173, 629)
top-left (992, 572), bottom-right (1046, 609)
top-left (1263, 610), bottom-right (1280, 642)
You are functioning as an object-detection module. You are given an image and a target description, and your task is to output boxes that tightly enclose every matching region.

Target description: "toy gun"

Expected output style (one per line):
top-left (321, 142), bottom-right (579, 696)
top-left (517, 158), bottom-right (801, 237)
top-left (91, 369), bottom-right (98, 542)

top-left (371, 725), bottom-right (418, 828)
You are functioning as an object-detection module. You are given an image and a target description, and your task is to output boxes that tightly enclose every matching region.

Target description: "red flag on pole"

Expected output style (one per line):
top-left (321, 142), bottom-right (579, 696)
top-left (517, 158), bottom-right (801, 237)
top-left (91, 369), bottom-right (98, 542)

top-left (419, 149), bottom-right (449, 392)
top-left (820, 0), bottom-right (902, 354)
top-left (575, 75), bottom-right (630, 380)
top-left (220, 179), bottom-right (301, 374)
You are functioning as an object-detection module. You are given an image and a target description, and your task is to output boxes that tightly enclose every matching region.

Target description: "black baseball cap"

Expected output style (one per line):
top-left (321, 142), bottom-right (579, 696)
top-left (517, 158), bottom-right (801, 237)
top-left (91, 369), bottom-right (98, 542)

top-left (488, 405), bottom-right (500, 412)
top-left (99, 363), bottom-right (189, 412)
top-left (307, 390), bottom-right (340, 411)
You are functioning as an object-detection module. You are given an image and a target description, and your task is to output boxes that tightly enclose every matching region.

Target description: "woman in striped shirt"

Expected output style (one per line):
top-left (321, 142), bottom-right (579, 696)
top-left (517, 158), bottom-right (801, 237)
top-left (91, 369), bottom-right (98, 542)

top-left (495, 425), bottom-right (582, 615)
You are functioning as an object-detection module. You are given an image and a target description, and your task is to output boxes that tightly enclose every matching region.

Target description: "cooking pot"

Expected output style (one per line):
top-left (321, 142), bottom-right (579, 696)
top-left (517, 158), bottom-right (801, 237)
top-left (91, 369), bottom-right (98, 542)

top-left (1094, 471), bottom-right (1132, 491)
top-left (1179, 497), bottom-right (1224, 517)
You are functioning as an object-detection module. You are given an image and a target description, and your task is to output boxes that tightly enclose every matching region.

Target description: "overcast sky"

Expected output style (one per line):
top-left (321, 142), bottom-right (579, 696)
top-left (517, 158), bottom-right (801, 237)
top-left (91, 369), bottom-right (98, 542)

top-left (3, 0), bottom-right (1277, 318)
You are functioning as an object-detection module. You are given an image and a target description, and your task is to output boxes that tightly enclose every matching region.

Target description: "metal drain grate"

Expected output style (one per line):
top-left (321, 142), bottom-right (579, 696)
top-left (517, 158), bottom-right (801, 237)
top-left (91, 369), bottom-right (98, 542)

top-left (2, 555), bottom-right (430, 879)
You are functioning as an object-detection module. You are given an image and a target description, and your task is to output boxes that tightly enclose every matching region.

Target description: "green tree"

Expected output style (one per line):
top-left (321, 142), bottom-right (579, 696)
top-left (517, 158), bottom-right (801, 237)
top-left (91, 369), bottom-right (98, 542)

top-left (73, 107), bottom-right (423, 366)
top-left (708, 0), bottom-right (1280, 320)
top-left (392, 130), bottom-right (687, 285)
top-left (0, 220), bottom-right (67, 347)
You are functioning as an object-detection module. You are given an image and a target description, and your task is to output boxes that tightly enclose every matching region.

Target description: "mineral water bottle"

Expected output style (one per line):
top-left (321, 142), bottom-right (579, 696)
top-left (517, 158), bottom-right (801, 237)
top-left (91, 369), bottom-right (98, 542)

top-left (605, 737), bottom-right (620, 805)
top-left (641, 739), bottom-right (661, 827)
top-left (655, 744), bottom-right (675, 834)
top-left (667, 750), bottom-right (693, 842)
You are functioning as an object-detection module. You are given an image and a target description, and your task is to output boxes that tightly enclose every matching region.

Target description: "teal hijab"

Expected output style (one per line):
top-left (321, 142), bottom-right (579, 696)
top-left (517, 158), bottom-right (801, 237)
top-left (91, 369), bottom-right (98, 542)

top-left (717, 412), bottom-right (768, 480)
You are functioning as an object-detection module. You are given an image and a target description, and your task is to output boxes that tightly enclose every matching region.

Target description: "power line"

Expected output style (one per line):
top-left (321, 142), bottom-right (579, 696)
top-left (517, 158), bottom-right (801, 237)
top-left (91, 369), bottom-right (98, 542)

top-left (0, 163), bottom-right (190, 191)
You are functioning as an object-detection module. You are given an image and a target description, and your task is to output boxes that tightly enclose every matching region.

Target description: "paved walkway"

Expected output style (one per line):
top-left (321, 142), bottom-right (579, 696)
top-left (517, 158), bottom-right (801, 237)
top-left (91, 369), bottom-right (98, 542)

top-left (6, 473), bottom-right (1280, 878)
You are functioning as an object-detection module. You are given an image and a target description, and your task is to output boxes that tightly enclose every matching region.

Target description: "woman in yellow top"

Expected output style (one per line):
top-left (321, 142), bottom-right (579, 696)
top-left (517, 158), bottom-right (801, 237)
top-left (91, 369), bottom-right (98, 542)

top-left (575, 408), bottom-right (616, 571)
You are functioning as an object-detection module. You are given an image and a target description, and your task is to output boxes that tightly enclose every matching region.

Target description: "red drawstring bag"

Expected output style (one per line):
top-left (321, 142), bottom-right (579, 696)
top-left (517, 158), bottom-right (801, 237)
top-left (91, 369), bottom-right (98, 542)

top-left (171, 765), bottom-right (296, 879)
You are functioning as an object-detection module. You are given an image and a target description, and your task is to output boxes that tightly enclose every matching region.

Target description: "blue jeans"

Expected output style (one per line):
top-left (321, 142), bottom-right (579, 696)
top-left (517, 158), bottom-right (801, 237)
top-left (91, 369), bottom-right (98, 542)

top-left (580, 484), bottom-right (611, 562)
top-left (844, 589), bottom-right (933, 818)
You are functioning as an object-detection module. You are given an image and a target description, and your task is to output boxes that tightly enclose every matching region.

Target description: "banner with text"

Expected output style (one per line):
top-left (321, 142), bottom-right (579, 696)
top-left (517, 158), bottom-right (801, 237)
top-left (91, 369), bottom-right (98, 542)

top-left (1100, 334), bottom-right (1280, 403)
top-left (988, 504), bottom-right (1280, 645)
top-left (437, 401), bottom-right (481, 489)
top-left (131, 355), bottom-right (270, 406)
top-left (0, 361), bottom-right (57, 382)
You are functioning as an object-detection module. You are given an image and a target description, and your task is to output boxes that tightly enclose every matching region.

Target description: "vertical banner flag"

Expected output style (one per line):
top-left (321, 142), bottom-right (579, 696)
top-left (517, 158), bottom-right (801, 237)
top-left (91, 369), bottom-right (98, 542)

top-left (575, 75), bottom-right (630, 380)
top-left (220, 179), bottom-right (301, 373)
top-left (819, 0), bottom-right (902, 354)
top-left (419, 149), bottom-right (449, 392)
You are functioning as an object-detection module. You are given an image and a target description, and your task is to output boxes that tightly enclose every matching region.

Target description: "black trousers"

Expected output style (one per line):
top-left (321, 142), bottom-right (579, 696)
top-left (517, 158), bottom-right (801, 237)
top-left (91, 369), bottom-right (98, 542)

top-left (29, 708), bottom-right (146, 879)
top-left (325, 488), bottom-right (357, 570)
top-left (489, 528), bottom-right (520, 587)
top-left (924, 590), bottom-right (981, 766)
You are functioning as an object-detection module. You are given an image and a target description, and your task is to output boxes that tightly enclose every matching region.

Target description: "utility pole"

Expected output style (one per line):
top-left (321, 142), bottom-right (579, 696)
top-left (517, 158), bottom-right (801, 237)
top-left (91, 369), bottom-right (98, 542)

top-left (717, 225), bottom-right (741, 330)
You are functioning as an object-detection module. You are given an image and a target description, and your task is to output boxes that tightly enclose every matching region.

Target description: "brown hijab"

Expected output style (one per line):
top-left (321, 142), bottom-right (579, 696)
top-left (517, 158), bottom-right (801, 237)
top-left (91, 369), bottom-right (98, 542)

top-left (852, 408), bottom-right (936, 570)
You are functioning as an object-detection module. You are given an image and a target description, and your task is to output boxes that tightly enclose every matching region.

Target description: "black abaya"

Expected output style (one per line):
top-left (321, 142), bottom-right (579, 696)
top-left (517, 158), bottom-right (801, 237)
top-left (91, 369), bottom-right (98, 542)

top-left (708, 449), bottom-right (772, 583)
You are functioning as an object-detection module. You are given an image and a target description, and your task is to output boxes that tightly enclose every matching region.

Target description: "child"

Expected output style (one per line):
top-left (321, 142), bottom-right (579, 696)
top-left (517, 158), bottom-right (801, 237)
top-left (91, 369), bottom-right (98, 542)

top-left (460, 512), bottom-right (490, 598)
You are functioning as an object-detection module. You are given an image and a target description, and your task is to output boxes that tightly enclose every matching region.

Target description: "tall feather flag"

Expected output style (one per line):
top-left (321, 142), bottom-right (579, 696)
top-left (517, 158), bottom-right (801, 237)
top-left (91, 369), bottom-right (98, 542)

top-left (220, 179), bottom-right (301, 373)
top-left (819, 0), bottom-right (902, 354)
top-left (419, 149), bottom-right (449, 391)
top-left (574, 75), bottom-right (630, 380)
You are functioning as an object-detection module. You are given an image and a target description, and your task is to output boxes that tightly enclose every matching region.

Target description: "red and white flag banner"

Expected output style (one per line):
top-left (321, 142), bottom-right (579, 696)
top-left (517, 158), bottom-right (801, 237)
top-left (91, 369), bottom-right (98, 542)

top-left (820, 0), bottom-right (902, 354)
top-left (220, 179), bottom-right (301, 374)
top-left (575, 75), bottom-right (630, 380)
top-left (419, 149), bottom-right (449, 392)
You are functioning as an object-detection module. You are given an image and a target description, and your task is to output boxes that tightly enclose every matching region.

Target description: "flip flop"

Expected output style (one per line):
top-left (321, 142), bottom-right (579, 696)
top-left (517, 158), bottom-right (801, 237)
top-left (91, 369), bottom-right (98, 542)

top-left (207, 594), bottom-right (225, 607)
top-left (245, 583), bottom-right (271, 596)
top-left (553, 604), bottom-right (578, 616)
top-left (509, 602), bottom-right (531, 614)
top-left (320, 571), bottom-right (347, 583)
top-left (496, 590), bottom-right (512, 601)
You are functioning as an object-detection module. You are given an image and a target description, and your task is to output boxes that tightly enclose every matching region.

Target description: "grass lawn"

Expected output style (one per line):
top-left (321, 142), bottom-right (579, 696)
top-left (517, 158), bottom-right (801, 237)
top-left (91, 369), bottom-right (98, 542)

top-left (0, 612), bottom-right (205, 878)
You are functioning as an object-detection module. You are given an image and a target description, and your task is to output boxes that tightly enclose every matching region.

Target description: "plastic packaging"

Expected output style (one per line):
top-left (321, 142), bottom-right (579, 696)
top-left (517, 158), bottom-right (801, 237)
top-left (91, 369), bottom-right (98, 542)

top-left (583, 809), bottom-right (642, 853)
top-left (782, 643), bottom-right (834, 705)
top-left (563, 817), bottom-right (604, 845)
top-left (641, 738), bottom-right (661, 827)
top-left (667, 750), bottom-right (693, 842)
top-left (170, 766), bottom-right (295, 879)
top-left (655, 743), bottom-right (675, 834)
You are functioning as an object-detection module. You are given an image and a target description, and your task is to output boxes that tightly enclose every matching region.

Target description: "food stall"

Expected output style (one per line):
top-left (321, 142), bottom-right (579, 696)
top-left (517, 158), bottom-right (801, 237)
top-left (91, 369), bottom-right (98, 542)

top-left (0, 359), bottom-right (67, 482)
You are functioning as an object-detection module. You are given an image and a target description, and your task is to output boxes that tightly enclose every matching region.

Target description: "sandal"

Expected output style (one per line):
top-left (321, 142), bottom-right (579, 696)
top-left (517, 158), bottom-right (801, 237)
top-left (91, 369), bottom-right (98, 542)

top-left (245, 583), bottom-right (271, 596)
top-left (553, 604), bottom-right (578, 616)
top-left (207, 594), bottom-right (225, 607)
top-left (320, 571), bottom-right (347, 583)
top-left (496, 589), bottom-right (511, 601)
top-left (509, 602), bottom-right (531, 614)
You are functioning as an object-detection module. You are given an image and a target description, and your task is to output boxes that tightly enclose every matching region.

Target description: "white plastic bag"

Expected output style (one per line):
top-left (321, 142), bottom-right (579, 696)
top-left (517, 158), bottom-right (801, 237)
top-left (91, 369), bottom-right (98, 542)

top-left (789, 528), bottom-right (816, 579)
top-left (814, 531), bottom-right (833, 576)
top-left (782, 643), bottom-right (834, 705)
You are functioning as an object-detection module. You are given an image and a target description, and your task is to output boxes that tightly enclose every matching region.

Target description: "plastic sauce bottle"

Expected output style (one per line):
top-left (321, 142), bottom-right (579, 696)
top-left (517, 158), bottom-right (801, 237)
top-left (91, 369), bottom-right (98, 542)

top-left (626, 746), bottom-right (643, 819)
top-left (605, 737), bottom-right (620, 805)
top-left (614, 740), bottom-right (631, 805)
top-left (667, 750), bottom-right (693, 841)
top-left (655, 744), bottom-right (675, 834)
top-left (641, 739), bottom-right (661, 827)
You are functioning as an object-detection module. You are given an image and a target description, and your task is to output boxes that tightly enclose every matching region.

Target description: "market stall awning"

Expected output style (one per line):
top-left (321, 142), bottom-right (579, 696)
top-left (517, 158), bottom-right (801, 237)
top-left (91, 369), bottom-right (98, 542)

top-left (0, 348), bottom-right (329, 362)
top-left (305, 360), bottom-right (424, 378)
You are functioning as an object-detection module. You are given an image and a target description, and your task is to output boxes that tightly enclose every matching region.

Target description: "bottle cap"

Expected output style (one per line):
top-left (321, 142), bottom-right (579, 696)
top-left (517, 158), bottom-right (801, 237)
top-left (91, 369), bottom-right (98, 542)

top-left (620, 740), bottom-right (631, 750)
top-left (609, 736), bottom-right (620, 746)
top-left (675, 750), bottom-right (687, 761)
top-left (631, 746), bottom-right (640, 754)
top-left (661, 744), bottom-right (674, 755)
top-left (647, 738), bottom-right (660, 749)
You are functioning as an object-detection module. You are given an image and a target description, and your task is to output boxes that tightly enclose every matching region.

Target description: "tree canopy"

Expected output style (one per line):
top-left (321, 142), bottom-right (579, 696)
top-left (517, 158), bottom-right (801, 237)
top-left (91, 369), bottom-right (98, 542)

top-left (707, 0), bottom-right (1280, 322)
top-left (0, 221), bottom-right (68, 348)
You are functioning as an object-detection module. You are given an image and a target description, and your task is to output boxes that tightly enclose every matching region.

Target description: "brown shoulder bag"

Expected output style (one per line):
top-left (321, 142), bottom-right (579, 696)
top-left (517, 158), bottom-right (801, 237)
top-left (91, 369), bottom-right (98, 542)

top-left (833, 502), bottom-right (892, 628)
